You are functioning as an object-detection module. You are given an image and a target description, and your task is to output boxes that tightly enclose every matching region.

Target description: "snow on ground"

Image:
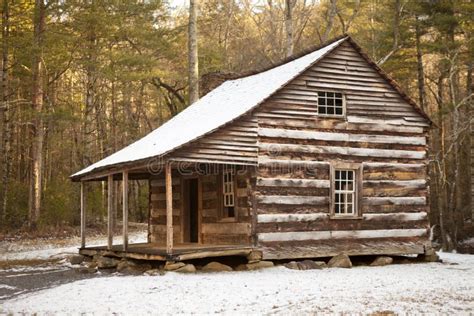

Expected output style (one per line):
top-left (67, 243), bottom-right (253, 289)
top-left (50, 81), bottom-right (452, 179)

top-left (0, 231), bottom-right (147, 262)
top-left (1, 252), bottom-right (473, 315)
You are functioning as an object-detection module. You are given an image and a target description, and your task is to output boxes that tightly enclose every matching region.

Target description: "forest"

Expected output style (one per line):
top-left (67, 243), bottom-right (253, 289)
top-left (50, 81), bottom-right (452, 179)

top-left (0, 0), bottom-right (472, 251)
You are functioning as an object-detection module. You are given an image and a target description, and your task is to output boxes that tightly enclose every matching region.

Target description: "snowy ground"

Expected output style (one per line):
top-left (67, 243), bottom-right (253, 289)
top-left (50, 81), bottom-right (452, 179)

top-left (0, 230), bottom-right (147, 262)
top-left (1, 252), bottom-right (473, 314)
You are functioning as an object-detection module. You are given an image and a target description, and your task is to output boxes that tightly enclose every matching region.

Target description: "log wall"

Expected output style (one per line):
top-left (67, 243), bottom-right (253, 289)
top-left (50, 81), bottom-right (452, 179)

top-left (254, 41), bottom-right (431, 259)
top-left (170, 114), bottom-right (258, 165)
top-left (149, 167), bottom-right (254, 245)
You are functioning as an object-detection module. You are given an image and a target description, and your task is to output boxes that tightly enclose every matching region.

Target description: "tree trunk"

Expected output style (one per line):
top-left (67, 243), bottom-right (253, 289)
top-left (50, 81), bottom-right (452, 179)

top-left (28, 0), bottom-right (45, 229)
top-left (322, 0), bottom-right (337, 42)
top-left (284, 0), bottom-right (294, 57)
top-left (0, 0), bottom-right (11, 223)
top-left (83, 2), bottom-right (98, 168)
top-left (415, 15), bottom-right (425, 110)
top-left (188, 0), bottom-right (199, 104)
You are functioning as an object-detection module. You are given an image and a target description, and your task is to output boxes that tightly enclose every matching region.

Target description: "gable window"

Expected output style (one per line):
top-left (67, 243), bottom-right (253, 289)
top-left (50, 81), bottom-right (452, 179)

top-left (330, 163), bottom-right (362, 218)
top-left (317, 91), bottom-right (344, 116)
top-left (222, 166), bottom-right (235, 219)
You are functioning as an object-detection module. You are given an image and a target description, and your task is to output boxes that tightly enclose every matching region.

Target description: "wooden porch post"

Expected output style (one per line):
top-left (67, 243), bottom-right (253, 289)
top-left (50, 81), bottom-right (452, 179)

top-left (80, 181), bottom-right (86, 248)
top-left (107, 174), bottom-right (113, 250)
top-left (122, 171), bottom-right (129, 251)
top-left (165, 162), bottom-right (173, 255)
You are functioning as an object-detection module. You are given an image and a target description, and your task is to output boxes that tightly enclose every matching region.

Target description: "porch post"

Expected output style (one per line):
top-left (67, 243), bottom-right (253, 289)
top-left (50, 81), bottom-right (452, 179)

top-left (107, 174), bottom-right (113, 250)
top-left (165, 162), bottom-right (173, 255)
top-left (80, 181), bottom-right (86, 248)
top-left (122, 171), bottom-right (129, 251)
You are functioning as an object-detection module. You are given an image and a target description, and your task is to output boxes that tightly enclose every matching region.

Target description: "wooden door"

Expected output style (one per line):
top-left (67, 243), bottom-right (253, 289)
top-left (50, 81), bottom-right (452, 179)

top-left (183, 178), bottom-right (200, 243)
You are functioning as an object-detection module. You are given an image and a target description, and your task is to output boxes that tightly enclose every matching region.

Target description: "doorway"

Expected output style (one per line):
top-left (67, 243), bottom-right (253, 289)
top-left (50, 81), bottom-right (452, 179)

top-left (183, 178), bottom-right (199, 243)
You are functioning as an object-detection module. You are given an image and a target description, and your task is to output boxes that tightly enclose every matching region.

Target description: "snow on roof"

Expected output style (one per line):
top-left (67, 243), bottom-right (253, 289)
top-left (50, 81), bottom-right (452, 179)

top-left (72, 37), bottom-right (347, 179)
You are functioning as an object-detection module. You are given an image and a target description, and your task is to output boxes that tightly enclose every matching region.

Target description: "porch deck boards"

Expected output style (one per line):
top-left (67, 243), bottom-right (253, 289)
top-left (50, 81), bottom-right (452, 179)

top-left (79, 242), bottom-right (254, 261)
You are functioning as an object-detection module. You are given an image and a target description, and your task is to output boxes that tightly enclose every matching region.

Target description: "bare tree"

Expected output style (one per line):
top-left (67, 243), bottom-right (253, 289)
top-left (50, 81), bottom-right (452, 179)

top-left (415, 15), bottom-right (426, 109)
top-left (0, 0), bottom-right (11, 222)
top-left (321, 0), bottom-right (337, 42)
top-left (188, 0), bottom-right (199, 104)
top-left (336, 0), bottom-right (361, 34)
top-left (28, 0), bottom-right (46, 229)
top-left (378, 0), bottom-right (402, 65)
top-left (285, 0), bottom-right (295, 57)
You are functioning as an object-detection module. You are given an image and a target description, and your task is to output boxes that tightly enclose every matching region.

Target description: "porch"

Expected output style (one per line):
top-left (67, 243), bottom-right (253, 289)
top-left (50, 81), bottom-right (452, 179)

top-left (78, 160), bottom-right (256, 262)
top-left (79, 243), bottom-right (255, 261)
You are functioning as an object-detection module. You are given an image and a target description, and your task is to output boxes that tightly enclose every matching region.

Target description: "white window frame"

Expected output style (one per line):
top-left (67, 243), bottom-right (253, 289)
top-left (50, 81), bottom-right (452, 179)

top-left (221, 166), bottom-right (236, 220)
top-left (330, 162), bottom-right (362, 219)
top-left (316, 91), bottom-right (345, 117)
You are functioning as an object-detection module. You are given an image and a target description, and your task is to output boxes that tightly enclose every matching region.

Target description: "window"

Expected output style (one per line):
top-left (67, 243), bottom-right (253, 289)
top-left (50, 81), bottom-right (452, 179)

top-left (317, 91), bottom-right (344, 116)
top-left (222, 167), bottom-right (235, 218)
top-left (334, 170), bottom-right (355, 215)
top-left (330, 163), bottom-right (362, 218)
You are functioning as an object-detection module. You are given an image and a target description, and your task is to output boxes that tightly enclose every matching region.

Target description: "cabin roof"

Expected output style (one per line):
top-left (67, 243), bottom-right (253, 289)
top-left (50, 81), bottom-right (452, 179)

top-left (71, 34), bottom-right (431, 181)
top-left (71, 36), bottom-right (347, 180)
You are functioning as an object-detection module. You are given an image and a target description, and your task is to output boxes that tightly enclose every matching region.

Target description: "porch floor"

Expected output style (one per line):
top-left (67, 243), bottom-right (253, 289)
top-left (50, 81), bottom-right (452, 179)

top-left (79, 242), bottom-right (254, 261)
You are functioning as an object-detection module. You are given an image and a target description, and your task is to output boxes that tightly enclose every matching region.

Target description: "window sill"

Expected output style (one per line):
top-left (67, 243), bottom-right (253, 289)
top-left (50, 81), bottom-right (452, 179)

top-left (329, 215), bottom-right (363, 220)
top-left (316, 114), bottom-right (346, 119)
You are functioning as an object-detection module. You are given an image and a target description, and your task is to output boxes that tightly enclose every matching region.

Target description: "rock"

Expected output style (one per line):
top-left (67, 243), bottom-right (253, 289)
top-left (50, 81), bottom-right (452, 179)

top-left (164, 262), bottom-right (186, 271)
top-left (313, 261), bottom-right (327, 269)
top-left (76, 267), bottom-right (97, 274)
top-left (370, 256), bottom-right (393, 267)
top-left (284, 261), bottom-right (300, 270)
top-left (175, 264), bottom-right (196, 273)
top-left (237, 261), bottom-right (274, 271)
top-left (423, 248), bottom-right (440, 262)
top-left (145, 269), bottom-right (165, 276)
top-left (87, 261), bottom-right (98, 269)
top-left (116, 260), bottom-right (132, 272)
top-left (69, 255), bottom-right (85, 265)
top-left (285, 260), bottom-right (327, 270)
top-left (96, 256), bottom-right (119, 269)
top-left (328, 254), bottom-right (352, 268)
top-left (117, 260), bottom-right (153, 274)
top-left (246, 251), bottom-right (263, 263)
top-left (298, 260), bottom-right (327, 270)
top-left (202, 262), bottom-right (233, 272)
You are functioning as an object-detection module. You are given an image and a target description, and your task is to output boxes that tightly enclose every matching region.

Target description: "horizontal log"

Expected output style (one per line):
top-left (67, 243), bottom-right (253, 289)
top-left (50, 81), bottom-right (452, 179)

top-left (258, 195), bottom-right (329, 205)
top-left (258, 156), bottom-right (330, 167)
top-left (201, 223), bottom-right (251, 235)
top-left (258, 117), bottom-right (425, 133)
top-left (259, 142), bottom-right (426, 159)
top-left (363, 212), bottom-right (427, 221)
top-left (150, 178), bottom-right (181, 186)
top-left (257, 218), bottom-right (428, 234)
top-left (363, 179), bottom-right (426, 188)
top-left (258, 228), bottom-right (427, 242)
top-left (257, 213), bottom-right (328, 223)
top-left (363, 162), bottom-right (426, 170)
top-left (363, 196), bottom-right (426, 206)
top-left (259, 128), bottom-right (426, 145)
top-left (348, 115), bottom-right (429, 127)
top-left (257, 178), bottom-right (330, 188)
top-left (257, 211), bottom-right (427, 223)
top-left (260, 237), bottom-right (428, 259)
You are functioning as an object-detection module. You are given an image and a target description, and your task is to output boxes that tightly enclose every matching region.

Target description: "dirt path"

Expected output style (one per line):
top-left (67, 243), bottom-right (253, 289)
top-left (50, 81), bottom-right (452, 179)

top-left (0, 263), bottom-right (102, 301)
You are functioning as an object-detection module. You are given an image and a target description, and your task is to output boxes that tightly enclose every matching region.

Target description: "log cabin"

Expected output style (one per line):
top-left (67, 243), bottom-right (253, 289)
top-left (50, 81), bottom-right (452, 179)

top-left (72, 35), bottom-right (434, 262)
